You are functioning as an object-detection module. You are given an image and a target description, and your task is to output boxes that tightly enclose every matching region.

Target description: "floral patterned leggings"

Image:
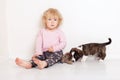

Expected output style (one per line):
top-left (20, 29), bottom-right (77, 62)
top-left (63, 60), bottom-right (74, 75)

top-left (31, 50), bottom-right (63, 68)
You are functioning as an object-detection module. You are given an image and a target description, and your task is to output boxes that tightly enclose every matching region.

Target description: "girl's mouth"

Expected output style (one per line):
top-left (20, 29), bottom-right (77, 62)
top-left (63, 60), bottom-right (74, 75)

top-left (51, 25), bottom-right (54, 26)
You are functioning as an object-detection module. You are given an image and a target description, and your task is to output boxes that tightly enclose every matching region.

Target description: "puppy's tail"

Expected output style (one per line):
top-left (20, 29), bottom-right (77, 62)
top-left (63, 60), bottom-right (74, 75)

top-left (102, 38), bottom-right (112, 46)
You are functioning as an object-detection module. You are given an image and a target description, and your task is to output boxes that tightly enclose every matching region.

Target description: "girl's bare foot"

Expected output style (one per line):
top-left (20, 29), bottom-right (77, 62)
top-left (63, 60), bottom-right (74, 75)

top-left (33, 57), bottom-right (47, 69)
top-left (15, 57), bottom-right (32, 69)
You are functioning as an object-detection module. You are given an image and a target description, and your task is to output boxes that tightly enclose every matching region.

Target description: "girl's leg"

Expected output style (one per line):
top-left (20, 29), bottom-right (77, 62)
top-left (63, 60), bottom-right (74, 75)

top-left (32, 57), bottom-right (47, 69)
top-left (15, 57), bottom-right (32, 69)
top-left (45, 50), bottom-right (63, 67)
top-left (32, 50), bottom-right (63, 69)
top-left (35, 51), bottom-right (63, 69)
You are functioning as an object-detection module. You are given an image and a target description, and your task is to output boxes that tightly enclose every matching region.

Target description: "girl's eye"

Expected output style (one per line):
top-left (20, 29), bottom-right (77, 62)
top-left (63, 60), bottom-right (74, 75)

top-left (48, 19), bottom-right (51, 21)
top-left (54, 19), bottom-right (57, 21)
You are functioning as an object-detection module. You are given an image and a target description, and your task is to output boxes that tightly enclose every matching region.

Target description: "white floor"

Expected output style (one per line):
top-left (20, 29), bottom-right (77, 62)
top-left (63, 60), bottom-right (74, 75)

top-left (0, 58), bottom-right (120, 80)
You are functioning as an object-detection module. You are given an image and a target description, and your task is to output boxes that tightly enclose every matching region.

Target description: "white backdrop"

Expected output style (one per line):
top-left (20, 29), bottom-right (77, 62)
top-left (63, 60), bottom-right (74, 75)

top-left (0, 0), bottom-right (8, 57)
top-left (4, 0), bottom-right (120, 59)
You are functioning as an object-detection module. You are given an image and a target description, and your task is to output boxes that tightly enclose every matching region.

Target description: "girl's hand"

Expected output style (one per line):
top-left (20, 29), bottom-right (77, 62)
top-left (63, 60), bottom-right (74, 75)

top-left (48, 47), bottom-right (54, 52)
top-left (32, 53), bottom-right (42, 59)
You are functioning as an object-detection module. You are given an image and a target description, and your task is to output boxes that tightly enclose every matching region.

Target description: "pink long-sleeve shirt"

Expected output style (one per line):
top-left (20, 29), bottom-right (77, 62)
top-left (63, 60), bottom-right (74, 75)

top-left (35, 28), bottom-right (66, 55)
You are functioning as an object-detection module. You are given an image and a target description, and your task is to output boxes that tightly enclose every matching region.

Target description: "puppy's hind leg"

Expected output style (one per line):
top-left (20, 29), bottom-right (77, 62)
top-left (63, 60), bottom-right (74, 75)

top-left (101, 53), bottom-right (106, 60)
top-left (97, 52), bottom-right (106, 60)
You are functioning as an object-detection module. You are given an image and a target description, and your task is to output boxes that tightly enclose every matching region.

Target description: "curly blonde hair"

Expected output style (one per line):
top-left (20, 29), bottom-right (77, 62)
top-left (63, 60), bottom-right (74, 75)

top-left (42, 8), bottom-right (63, 28)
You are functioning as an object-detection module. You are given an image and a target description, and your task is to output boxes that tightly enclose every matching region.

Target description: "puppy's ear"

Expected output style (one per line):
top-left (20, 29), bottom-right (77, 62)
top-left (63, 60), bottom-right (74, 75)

top-left (70, 48), bottom-right (73, 53)
top-left (70, 48), bottom-right (76, 54)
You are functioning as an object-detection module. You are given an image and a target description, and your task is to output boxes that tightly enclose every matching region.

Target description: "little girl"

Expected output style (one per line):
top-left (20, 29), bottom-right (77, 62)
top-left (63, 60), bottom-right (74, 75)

top-left (15, 8), bottom-right (66, 69)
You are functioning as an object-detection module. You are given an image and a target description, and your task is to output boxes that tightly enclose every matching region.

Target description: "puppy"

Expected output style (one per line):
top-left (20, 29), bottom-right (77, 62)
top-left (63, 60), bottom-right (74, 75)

top-left (61, 52), bottom-right (73, 64)
top-left (70, 48), bottom-right (83, 62)
top-left (71, 38), bottom-right (112, 61)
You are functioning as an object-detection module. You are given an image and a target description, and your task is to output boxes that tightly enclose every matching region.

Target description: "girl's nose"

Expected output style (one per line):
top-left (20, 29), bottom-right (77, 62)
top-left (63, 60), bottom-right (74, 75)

top-left (51, 20), bottom-right (54, 24)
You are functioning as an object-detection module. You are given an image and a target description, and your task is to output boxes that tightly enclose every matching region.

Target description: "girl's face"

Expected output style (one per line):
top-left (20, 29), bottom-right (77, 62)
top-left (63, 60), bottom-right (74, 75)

top-left (46, 16), bottom-right (59, 30)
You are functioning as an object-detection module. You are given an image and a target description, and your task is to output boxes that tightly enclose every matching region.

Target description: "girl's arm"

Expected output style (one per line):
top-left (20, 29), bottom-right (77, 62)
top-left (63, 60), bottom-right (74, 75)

top-left (35, 30), bottom-right (43, 55)
top-left (53, 31), bottom-right (66, 51)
